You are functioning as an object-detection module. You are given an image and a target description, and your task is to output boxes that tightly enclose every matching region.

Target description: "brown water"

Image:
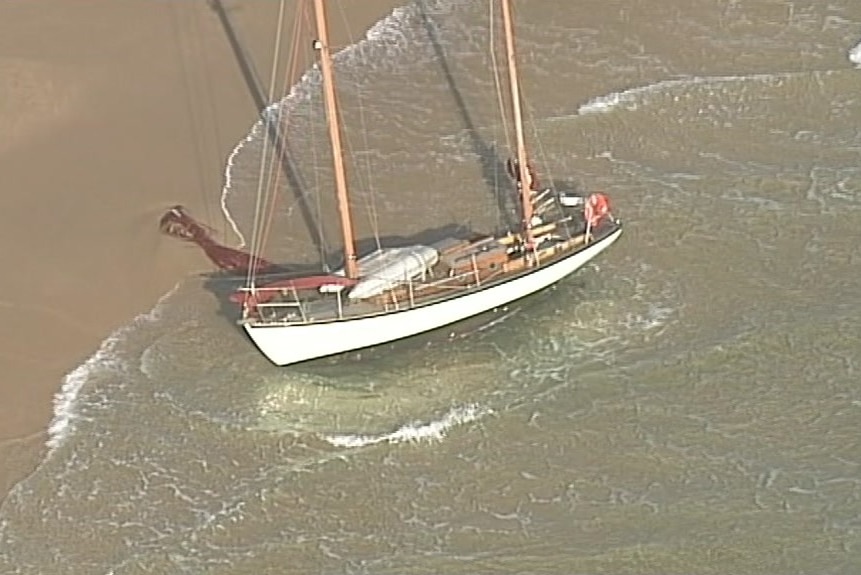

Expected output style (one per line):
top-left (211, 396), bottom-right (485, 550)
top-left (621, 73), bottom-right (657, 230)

top-left (2, 0), bottom-right (861, 573)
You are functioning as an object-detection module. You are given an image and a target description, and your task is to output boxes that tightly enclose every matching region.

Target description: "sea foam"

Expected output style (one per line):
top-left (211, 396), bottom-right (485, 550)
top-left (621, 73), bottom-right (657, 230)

top-left (323, 403), bottom-right (491, 448)
top-left (577, 72), bottom-right (798, 116)
top-left (849, 39), bottom-right (861, 68)
top-left (46, 284), bottom-right (179, 454)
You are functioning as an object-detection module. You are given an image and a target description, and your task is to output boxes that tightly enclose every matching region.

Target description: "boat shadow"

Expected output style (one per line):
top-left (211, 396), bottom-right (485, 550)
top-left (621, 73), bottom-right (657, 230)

top-left (199, 222), bottom-right (476, 328)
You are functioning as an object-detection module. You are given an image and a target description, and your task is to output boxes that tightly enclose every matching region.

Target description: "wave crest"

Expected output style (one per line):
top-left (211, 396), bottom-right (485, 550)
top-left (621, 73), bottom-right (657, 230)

top-left (323, 403), bottom-right (490, 448)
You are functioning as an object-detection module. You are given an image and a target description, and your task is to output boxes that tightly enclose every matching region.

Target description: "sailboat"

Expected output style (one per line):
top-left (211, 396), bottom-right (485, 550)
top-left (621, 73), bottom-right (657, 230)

top-left (162, 0), bottom-right (622, 366)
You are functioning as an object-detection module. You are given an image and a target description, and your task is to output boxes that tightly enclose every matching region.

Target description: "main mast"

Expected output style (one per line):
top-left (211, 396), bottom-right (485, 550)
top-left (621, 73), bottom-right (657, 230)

top-left (313, 0), bottom-right (359, 278)
top-left (500, 0), bottom-right (535, 249)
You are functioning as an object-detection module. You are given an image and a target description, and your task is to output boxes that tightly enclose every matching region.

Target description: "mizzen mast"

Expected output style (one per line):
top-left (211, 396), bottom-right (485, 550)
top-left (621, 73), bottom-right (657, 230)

top-left (312, 0), bottom-right (359, 278)
top-left (500, 0), bottom-right (535, 250)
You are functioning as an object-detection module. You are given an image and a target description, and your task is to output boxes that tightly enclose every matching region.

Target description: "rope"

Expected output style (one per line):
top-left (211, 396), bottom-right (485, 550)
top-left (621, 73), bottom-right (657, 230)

top-left (245, 0), bottom-right (289, 289)
top-left (168, 3), bottom-right (216, 229)
top-left (305, 2), bottom-right (327, 268)
top-left (489, 0), bottom-right (515, 230)
top-left (255, 3), bottom-right (307, 274)
top-left (489, 0), bottom-right (512, 155)
top-left (336, 2), bottom-right (382, 252)
top-left (489, 1), bottom-right (570, 233)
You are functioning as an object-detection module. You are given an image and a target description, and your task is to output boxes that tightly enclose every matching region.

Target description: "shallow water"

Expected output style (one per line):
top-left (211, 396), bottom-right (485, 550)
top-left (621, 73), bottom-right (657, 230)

top-left (2, 0), bottom-right (861, 573)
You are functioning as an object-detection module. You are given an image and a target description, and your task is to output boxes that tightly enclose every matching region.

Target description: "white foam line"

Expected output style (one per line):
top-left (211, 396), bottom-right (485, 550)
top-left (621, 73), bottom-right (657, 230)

top-left (323, 404), bottom-right (491, 448)
top-left (46, 284), bottom-right (181, 455)
top-left (218, 4), bottom-right (414, 248)
top-left (220, 130), bottom-right (257, 249)
top-left (849, 39), bottom-right (861, 68)
top-left (577, 72), bottom-right (803, 116)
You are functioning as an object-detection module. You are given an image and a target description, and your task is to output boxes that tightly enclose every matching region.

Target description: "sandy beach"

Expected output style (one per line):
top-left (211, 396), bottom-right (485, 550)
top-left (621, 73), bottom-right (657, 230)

top-left (0, 0), bottom-right (401, 502)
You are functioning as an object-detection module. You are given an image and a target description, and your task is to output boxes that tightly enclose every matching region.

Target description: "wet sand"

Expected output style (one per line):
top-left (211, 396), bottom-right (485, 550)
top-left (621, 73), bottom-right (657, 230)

top-left (0, 0), bottom-right (401, 502)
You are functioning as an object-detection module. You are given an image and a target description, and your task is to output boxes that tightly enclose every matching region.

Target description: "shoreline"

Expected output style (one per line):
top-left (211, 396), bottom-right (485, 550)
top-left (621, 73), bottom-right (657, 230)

top-left (0, 0), bottom-right (404, 504)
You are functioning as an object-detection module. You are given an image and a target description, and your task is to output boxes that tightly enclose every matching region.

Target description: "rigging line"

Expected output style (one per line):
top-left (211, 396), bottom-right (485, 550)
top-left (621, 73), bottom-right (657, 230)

top-left (336, 1), bottom-right (382, 251)
top-left (168, 3), bottom-right (214, 228)
top-left (519, 84), bottom-right (553, 189)
top-left (245, 0), bottom-right (289, 289)
top-left (357, 97), bottom-right (383, 253)
top-left (518, 83), bottom-right (564, 225)
top-left (307, 9), bottom-right (331, 270)
top-left (312, 123), bottom-right (329, 272)
top-left (494, 7), bottom-right (567, 233)
top-left (522, 94), bottom-right (571, 232)
top-left (526, 101), bottom-right (553, 189)
top-left (190, 1), bottom-right (223, 231)
top-left (256, 3), bottom-right (307, 269)
top-left (304, 5), bottom-right (328, 269)
top-left (489, 0), bottom-right (512, 155)
top-left (197, 20), bottom-right (225, 234)
top-left (498, 12), bottom-right (554, 206)
top-left (259, 3), bottom-right (305, 272)
top-left (489, 0), bottom-right (513, 230)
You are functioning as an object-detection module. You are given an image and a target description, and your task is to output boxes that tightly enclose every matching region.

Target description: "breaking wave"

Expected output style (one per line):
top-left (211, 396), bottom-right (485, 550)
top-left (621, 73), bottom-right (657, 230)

top-left (323, 403), bottom-right (491, 448)
top-left (850, 38), bottom-right (861, 68)
top-left (46, 284), bottom-right (180, 454)
top-left (577, 72), bottom-right (803, 115)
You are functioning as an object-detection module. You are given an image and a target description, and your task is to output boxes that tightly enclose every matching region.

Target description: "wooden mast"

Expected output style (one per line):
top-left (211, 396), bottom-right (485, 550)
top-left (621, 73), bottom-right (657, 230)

top-left (500, 0), bottom-right (535, 249)
top-left (312, 0), bottom-right (359, 278)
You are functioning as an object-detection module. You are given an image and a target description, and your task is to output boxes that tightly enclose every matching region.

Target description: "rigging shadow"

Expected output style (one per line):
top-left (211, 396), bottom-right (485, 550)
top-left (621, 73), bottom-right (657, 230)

top-left (416, 0), bottom-right (520, 232)
top-left (207, 0), bottom-right (328, 257)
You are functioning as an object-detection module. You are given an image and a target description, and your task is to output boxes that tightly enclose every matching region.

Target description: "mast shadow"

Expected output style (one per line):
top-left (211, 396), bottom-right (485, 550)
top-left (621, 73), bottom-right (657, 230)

top-left (416, 0), bottom-right (519, 232)
top-left (206, 0), bottom-right (327, 258)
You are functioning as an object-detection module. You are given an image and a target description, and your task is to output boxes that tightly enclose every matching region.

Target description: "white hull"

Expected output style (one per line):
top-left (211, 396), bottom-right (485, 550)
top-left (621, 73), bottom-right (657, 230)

top-left (243, 228), bottom-right (622, 366)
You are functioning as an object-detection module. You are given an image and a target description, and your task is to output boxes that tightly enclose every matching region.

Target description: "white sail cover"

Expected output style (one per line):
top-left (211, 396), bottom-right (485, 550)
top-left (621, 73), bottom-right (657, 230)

top-left (340, 246), bottom-right (439, 300)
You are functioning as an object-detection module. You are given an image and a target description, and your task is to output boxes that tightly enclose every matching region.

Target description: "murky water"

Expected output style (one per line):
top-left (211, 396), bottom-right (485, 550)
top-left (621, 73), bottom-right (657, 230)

top-left (2, 0), bottom-right (861, 573)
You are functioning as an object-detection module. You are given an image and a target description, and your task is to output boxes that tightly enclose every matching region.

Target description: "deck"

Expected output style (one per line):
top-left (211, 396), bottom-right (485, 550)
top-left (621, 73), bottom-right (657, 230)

top-left (238, 215), bottom-right (617, 327)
